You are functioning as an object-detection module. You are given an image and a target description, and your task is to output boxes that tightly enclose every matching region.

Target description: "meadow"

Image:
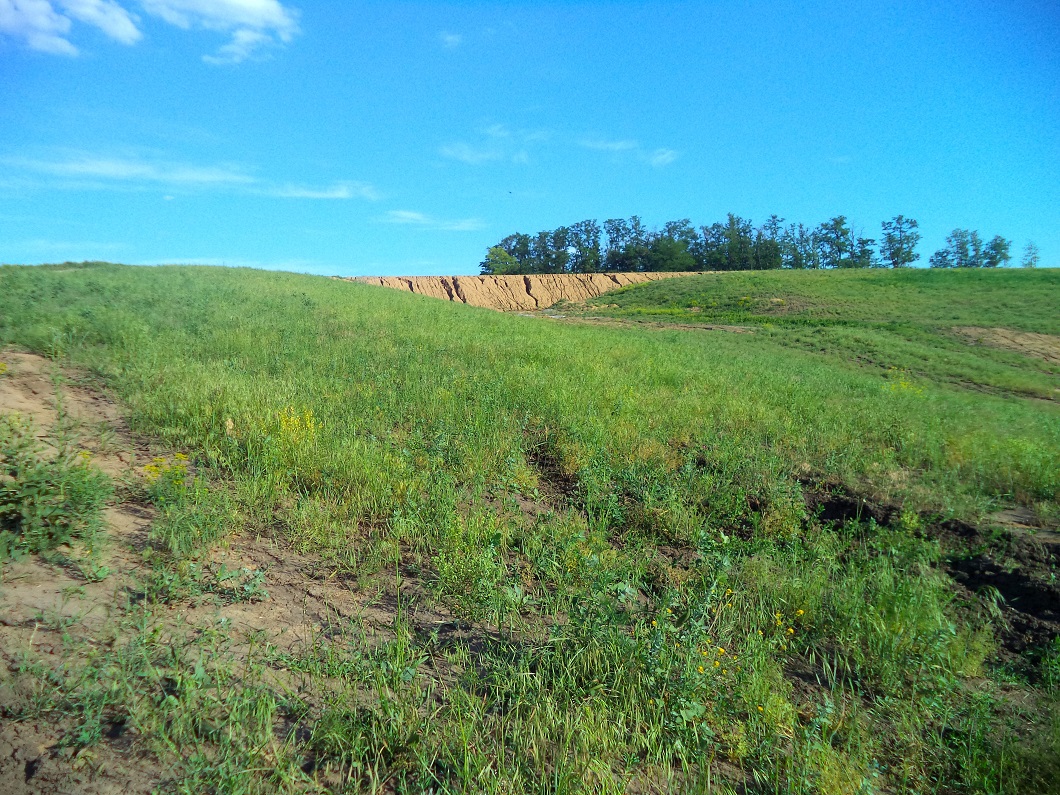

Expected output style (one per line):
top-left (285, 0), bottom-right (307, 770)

top-left (0, 262), bottom-right (1058, 793)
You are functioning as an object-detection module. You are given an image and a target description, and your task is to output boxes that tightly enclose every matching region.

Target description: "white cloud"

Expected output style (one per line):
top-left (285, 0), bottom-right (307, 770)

top-left (579, 137), bottom-right (679, 167)
top-left (10, 154), bottom-right (254, 184)
top-left (4, 151), bottom-right (376, 200)
top-left (580, 138), bottom-right (639, 152)
top-left (440, 125), bottom-right (551, 167)
top-left (382, 210), bottom-right (484, 232)
top-left (141, 0), bottom-right (300, 63)
top-left (648, 148), bottom-right (678, 167)
top-left (201, 26), bottom-right (269, 64)
top-left (0, 0), bottom-right (297, 61)
top-left (267, 181), bottom-right (379, 200)
top-left (59, 0), bottom-right (139, 43)
top-left (0, 0), bottom-right (78, 54)
top-left (438, 30), bottom-right (460, 48)
top-left (439, 143), bottom-right (502, 165)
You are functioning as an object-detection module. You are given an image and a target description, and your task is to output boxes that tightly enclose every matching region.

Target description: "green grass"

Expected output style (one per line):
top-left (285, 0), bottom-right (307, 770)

top-left (0, 408), bottom-right (112, 565)
top-left (1, 262), bottom-right (1058, 793)
top-left (585, 268), bottom-right (1060, 405)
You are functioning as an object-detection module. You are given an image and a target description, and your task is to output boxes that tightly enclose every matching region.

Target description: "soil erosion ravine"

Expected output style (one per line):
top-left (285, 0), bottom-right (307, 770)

top-left (346, 272), bottom-right (686, 311)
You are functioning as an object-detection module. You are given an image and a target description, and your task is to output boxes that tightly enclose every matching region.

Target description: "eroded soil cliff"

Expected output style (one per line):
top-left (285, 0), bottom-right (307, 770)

top-left (347, 272), bottom-right (686, 311)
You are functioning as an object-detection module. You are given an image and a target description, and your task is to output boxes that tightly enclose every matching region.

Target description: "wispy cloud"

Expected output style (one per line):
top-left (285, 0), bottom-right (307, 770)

top-left (439, 143), bottom-right (503, 165)
top-left (266, 181), bottom-right (379, 200)
top-left (648, 148), bottom-right (678, 167)
top-left (438, 30), bottom-right (461, 48)
top-left (3, 151), bottom-right (377, 199)
top-left (0, 0), bottom-right (299, 62)
top-left (202, 27), bottom-right (271, 64)
top-left (441, 125), bottom-right (549, 167)
top-left (381, 210), bottom-right (484, 232)
top-left (62, 0), bottom-right (141, 44)
top-left (6, 154), bottom-right (254, 184)
top-left (579, 137), bottom-right (679, 167)
top-left (579, 138), bottom-right (639, 152)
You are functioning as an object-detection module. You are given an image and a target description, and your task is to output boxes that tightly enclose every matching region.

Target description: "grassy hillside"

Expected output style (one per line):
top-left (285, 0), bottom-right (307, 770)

top-left (585, 268), bottom-right (1060, 404)
top-left (1, 263), bottom-right (1058, 793)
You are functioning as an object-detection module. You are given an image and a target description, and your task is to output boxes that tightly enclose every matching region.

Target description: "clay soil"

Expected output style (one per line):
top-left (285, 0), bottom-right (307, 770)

top-left (348, 272), bottom-right (687, 311)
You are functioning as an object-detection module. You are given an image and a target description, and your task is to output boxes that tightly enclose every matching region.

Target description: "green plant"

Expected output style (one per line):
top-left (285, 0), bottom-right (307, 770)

top-left (0, 413), bottom-right (111, 561)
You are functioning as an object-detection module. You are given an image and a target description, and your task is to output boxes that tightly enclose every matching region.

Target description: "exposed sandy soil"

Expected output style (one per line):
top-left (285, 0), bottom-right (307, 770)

top-left (955, 326), bottom-right (1060, 366)
top-left (347, 272), bottom-right (687, 311)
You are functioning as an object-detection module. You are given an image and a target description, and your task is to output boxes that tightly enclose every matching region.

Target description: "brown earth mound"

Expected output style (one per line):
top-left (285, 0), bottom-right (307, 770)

top-left (346, 272), bottom-right (686, 311)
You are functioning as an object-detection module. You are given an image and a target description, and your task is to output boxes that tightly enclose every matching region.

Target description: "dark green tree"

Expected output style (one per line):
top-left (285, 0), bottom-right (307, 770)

top-left (880, 215), bottom-right (920, 268)
top-left (697, 223), bottom-right (728, 270)
top-left (646, 235), bottom-right (695, 272)
top-left (603, 218), bottom-right (631, 271)
top-left (568, 220), bottom-right (602, 273)
top-left (982, 235), bottom-right (1011, 268)
top-left (479, 246), bottom-right (520, 275)
top-left (930, 229), bottom-right (1010, 268)
top-left (782, 223), bottom-right (820, 269)
top-left (851, 237), bottom-right (878, 268)
top-left (817, 216), bottom-right (853, 268)
top-left (722, 214), bottom-right (755, 271)
top-left (753, 215), bottom-right (784, 270)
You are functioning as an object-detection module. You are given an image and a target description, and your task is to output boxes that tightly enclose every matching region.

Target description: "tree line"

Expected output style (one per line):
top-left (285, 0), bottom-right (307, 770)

top-left (480, 214), bottom-right (1035, 275)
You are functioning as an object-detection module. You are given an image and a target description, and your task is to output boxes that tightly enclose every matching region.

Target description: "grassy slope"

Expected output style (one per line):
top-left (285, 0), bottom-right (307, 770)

top-left (1, 263), bottom-right (1059, 793)
top-left (586, 268), bottom-right (1060, 405)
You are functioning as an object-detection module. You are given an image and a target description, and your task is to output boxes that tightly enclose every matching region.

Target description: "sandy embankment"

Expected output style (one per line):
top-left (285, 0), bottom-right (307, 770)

top-left (345, 272), bottom-right (686, 311)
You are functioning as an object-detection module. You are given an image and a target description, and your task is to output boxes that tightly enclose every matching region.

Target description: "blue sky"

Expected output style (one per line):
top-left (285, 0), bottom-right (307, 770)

top-left (2, 0), bottom-right (1058, 275)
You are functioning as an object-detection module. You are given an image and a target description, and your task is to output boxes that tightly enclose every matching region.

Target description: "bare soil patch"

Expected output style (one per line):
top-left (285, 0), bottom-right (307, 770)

top-left (348, 272), bottom-right (688, 311)
top-left (955, 326), bottom-right (1060, 366)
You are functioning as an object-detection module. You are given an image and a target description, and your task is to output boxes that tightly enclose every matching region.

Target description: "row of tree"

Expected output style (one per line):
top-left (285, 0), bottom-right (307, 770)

top-left (479, 214), bottom-right (1036, 275)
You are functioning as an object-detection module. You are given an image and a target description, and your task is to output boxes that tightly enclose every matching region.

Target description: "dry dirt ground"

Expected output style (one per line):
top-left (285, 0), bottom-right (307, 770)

top-left (0, 351), bottom-right (443, 794)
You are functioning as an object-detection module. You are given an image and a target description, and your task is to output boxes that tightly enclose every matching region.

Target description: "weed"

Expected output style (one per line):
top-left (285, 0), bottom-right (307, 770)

top-left (0, 413), bottom-right (111, 562)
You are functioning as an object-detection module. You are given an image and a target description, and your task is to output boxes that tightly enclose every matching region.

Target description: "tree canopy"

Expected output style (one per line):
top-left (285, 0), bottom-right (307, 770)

top-left (481, 214), bottom-right (1014, 275)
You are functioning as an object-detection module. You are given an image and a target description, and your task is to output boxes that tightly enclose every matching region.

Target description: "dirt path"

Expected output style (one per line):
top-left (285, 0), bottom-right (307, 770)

top-left (347, 271), bottom-right (688, 311)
